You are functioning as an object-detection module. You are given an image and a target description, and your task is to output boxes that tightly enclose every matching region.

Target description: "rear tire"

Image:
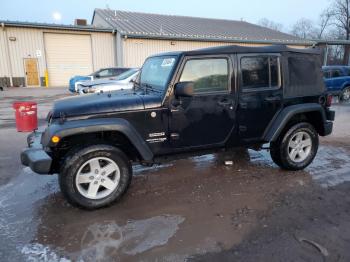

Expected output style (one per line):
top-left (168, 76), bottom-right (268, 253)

top-left (270, 122), bottom-right (318, 171)
top-left (59, 145), bottom-right (132, 209)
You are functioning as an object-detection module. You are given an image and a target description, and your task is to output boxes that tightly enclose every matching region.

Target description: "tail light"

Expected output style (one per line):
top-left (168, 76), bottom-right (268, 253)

top-left (326, 94), bottom-right (333, 107)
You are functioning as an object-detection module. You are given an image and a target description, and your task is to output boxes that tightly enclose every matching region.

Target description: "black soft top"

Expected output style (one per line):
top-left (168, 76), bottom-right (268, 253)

top-left (154, 45), bottom-right (321, 57)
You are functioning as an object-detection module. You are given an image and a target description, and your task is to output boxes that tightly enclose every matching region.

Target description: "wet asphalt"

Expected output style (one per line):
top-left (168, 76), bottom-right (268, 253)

top-left (0, 88), bottom-right (350, 261)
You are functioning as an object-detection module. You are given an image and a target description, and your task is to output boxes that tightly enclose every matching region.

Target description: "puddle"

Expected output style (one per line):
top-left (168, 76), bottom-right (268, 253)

top-left (0, 168), bottom-right (58, 260)
top-left (307, 145), bottom-right (350, 187)
top-left (21, 243), bottom-right (71, 262)
top-left (78, 215), bottom-right (185, 261)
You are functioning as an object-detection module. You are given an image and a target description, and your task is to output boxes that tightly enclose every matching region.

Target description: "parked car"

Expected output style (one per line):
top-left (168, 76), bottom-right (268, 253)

top-left (68, 67), bottom-right (131, 93)
top-left (21, 45), bottom-right (335, 209)
top-left (322, 66), bottom-right (350, 101)
top-left (77, 68), bottom-right (140, 94)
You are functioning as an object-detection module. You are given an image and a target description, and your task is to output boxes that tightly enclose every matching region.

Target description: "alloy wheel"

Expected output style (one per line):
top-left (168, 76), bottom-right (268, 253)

top-left (75, 157), bottom-right (120, 200)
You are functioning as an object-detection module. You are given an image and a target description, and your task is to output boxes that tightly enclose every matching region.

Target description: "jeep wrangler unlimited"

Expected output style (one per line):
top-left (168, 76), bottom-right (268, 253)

top-left (21, 45), bottom-right (335, 209)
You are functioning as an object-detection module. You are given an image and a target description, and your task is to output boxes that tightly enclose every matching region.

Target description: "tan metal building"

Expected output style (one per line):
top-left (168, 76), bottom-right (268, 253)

top-left (0, 10), bottom-right (314, 87)
top-left (0, 21), bottom-right (115, 87)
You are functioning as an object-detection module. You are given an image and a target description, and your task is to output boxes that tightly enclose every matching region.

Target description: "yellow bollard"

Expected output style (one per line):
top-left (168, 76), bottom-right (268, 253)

top-left (44, 69), bottom-right (49, 87)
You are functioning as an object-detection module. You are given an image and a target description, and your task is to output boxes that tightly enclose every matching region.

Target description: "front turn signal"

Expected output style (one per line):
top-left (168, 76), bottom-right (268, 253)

top-left (51, 136), bottom-right (60, 144)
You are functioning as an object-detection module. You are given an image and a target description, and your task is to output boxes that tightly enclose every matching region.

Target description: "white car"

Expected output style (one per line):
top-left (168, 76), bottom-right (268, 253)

top-left (77, 68), bottom-right (139, 94)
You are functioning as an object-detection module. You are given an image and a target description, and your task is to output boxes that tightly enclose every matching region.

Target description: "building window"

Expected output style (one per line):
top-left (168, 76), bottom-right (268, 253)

top-left (180, 58), bottom-right (229, 93)
top-left (241, 56), bottom-right (280, 90)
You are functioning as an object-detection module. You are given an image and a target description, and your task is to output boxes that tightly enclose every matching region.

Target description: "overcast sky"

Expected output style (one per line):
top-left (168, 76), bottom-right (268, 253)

top-left (0, 0), bottom-right (331, 30)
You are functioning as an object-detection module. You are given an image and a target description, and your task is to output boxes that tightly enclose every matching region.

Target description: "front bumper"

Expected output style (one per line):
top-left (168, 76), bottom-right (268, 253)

top-left (21, 132), bottom-right (52, 175)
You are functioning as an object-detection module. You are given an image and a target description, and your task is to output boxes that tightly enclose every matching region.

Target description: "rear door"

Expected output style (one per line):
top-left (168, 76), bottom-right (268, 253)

top-left (169, 55), bottom-right (237, 149)
top-left (237, 54), bottom-right (283, 142)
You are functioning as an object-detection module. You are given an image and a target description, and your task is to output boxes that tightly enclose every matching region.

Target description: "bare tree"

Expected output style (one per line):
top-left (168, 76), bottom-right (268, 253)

top-left (328, 0), bottom-right (350, 64)
top-left (258, 18), bottom-right (283, 32)
top-left (290, 18), bottom-right (318, 39)
top-left (317, 10), bottom-right (333, 38)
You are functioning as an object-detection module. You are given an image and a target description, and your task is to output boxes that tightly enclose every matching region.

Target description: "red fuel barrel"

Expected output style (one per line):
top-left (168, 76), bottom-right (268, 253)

top-left (13, 102), bottom-right (38, 132)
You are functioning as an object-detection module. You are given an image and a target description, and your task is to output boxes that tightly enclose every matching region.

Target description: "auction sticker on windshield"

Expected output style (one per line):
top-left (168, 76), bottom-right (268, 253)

top-left (161, 58), bottom-right (175, 67)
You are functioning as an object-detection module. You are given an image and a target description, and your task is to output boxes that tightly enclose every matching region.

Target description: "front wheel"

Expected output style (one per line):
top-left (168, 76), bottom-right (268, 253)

top-left (59, 145), bottom-right (132, 209)
top-left (270, 122), bottom-right (319, 171)
top-left (341, 87), bottom-right (350, 102)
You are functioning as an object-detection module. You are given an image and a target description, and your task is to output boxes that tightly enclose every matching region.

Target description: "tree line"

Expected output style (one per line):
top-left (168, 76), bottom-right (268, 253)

top-left (258, 0), bottom-right (350, 65)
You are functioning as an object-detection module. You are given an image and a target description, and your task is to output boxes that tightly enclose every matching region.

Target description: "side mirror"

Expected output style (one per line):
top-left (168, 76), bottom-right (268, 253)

top-left (174, 82), bottom-right (194, 97)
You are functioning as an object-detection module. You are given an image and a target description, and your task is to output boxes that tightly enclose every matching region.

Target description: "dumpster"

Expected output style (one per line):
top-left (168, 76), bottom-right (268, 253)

top-left (13, 102), bottom-right (38, 132)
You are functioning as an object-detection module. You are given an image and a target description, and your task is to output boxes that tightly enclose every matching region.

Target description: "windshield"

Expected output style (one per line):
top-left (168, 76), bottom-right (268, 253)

top-left (114, 68), bottom-right (139, 81)
top-left (140, 56), bottom-right (178, 92)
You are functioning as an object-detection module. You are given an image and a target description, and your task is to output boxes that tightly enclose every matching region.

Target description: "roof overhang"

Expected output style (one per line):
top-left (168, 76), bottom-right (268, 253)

top-left (0, 20), bottom-right (113, 33)
top-left (120, 32), bottom-right (315, 46)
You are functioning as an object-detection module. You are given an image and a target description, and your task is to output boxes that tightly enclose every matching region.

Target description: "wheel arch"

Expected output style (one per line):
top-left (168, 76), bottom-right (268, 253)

top-left (44, 118), bottom-right (153, 163)
top-left (263, 103), bottom-right (327, 142)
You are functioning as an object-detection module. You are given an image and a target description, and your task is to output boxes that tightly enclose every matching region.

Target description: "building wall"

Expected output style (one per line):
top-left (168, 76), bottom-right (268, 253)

top-left (0, 26), bottom-right (115, 87)
top-left (122, 38), bottom-right (308, 67)
top-left (123, 39), bottom-right (266, 67)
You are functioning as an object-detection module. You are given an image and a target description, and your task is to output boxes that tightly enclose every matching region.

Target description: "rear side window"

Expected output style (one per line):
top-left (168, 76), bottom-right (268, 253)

top-left (179, 58), bottom-right (229, 93)
top-left (289, 56), bottom-right (318, 87)
top-left (286, 55), bottom-right (325, 97)
top-left (241, 56), bottom-right (280, 90)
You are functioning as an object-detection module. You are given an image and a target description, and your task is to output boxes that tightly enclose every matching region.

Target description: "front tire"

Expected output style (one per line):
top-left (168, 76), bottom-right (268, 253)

top-left (341, 87), bottom-right (350, 102)
top-left (270, 122), bottom-right (319, 171)
top-left (59, 145), bottom-right (132, 209)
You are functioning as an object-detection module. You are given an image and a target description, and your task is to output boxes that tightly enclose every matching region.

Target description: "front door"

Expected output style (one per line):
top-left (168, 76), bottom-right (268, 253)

top-left (237, 54), bottom-right (283, 142)
top-left (24, 58), bottom-right (40, 87)
top-left (169, 56), bottom-right (236, 149)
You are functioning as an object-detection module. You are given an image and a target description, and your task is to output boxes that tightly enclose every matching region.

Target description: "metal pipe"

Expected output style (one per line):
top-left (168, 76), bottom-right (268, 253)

top-left (3, 25), bottom-right (13, 87)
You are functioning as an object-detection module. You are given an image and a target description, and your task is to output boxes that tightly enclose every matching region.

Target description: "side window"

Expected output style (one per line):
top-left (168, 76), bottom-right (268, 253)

top-left (323, 71), bottom-right (331, 79)
top-left (241, 56), bottom-right (280, 90)
top-left (331, 70), bottom-right (342, 78)
top-left (179, 58), bottom-right (229, 93)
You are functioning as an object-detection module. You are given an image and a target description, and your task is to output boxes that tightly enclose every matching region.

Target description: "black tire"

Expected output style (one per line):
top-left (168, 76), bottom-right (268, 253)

top-left (59, 144), bottom-right (132, 209)
top-left (340, 86), bottom-right (350, 102)
top-left (270, 122), bottom-right (319, 171)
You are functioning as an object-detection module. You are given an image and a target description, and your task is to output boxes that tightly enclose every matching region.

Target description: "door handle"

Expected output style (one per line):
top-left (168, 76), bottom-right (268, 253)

top-left (264, 96), bottom-right (281, 102)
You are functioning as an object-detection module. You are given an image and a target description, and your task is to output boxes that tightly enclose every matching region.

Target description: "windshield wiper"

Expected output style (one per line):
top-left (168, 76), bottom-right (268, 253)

top-left (142, 83), bottom-right (162, 93)
top-left (131, 79), bottom-right (143, 92)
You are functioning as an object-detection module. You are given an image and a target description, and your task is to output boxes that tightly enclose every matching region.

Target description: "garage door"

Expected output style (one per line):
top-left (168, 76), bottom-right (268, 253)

top-left (44, 33), bottom-right (93, 86)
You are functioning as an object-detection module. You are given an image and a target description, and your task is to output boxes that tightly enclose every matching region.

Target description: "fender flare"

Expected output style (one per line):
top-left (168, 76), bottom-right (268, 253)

top-left (263, 103), bottom-right (326, 142)
top-left (341, 82), bottom-right (350, 91)
top-left (42, 118), bottom-right (153, 161)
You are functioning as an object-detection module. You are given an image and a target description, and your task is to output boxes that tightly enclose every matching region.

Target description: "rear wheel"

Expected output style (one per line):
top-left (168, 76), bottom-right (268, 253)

top-left (59, 145), bottom-right (132, 209)
top-left (270, 122), bottom-right (318, 171)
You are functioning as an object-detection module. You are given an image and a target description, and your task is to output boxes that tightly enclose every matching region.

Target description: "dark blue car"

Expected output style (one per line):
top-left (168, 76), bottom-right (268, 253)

top-left (323, 66), bottom-right (350, 101)
top-left (69, 67), bottom-right (130, 93)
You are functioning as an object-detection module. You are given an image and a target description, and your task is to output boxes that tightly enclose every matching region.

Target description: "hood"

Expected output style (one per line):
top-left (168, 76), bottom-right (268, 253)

top-left (80, 78), bottom-right (120, 87)
top-left (52, 90), bottom-right (162, 119)
top-left (71, 75), bottom-right (92, 82)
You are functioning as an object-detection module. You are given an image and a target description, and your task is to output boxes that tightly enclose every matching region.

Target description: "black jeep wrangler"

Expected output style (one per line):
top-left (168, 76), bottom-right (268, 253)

top-left (21, 45), bottom-right (335, 209)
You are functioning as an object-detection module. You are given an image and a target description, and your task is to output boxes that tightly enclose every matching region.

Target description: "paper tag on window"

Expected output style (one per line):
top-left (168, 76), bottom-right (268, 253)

top-left (161, 58), bottom-right (175, 67)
